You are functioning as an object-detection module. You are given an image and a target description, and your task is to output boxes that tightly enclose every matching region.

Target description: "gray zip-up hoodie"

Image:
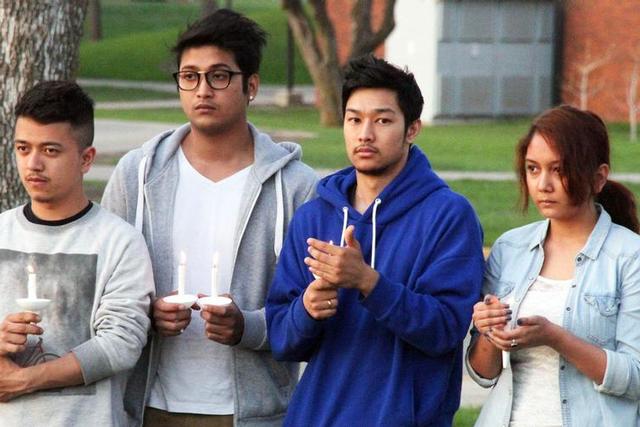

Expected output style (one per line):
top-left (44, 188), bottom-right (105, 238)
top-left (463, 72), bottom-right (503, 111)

top-left (101, 122), bottom-right (317, 426)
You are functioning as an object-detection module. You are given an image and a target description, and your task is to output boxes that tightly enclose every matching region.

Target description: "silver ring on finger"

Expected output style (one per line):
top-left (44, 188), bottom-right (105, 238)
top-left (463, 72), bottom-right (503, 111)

top-left (510, 338), bottom-right (518, 348)
top-left (327, 299), bottom-right (332, 308)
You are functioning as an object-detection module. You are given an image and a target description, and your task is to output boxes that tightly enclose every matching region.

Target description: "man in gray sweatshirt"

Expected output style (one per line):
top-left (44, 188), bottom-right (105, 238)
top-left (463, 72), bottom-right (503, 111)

top-left (101, 9), bottom-right (317, 427)
top-left (0, 81), bottom-right (154, 425)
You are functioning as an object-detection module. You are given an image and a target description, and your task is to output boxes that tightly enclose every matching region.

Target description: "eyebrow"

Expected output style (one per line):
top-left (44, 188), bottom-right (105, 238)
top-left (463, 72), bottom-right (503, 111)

top-left (14, 140), bottom-right (63, 148)
top-left (525, 158), bottom-right (561, 165)
top-left (180, 63), bottom-right (234, 71)
top-left (345, 107), bottom-right (397, 114)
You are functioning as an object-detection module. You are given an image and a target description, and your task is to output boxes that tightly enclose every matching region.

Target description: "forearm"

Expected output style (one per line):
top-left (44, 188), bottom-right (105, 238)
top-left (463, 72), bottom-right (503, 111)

top-left (22, 353), bottom-right (84, 394)
top-left (468, 334), bottom-right (503, 380)
top-left (549, 326), bottom-right (606, 385)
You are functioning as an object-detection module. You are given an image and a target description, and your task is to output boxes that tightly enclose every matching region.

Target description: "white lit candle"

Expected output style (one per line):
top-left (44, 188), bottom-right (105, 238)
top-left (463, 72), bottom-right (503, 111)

top-left (27, 265), bottom-right (37, 299)
top-left (211, 252), bottom-right (220, 297)
top-left (178, 251), bottom-right (186, 295)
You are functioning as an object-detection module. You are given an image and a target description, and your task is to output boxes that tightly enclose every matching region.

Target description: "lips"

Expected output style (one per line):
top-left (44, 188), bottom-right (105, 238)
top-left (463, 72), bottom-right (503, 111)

top-left (26, 175), bottom-right (48, 183)
top-left (194, 103), bottom-right (217, 111)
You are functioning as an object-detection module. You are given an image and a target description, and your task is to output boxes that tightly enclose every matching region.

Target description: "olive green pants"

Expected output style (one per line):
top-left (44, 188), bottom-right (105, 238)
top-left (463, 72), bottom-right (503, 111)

top-left (143, 406), bottom-right (233, 427)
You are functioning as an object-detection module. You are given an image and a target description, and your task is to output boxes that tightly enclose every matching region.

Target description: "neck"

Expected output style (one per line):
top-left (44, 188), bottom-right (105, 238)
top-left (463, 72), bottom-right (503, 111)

top-left (31, 193), bottom-right (90, 221)
top-left (547, 203), bottom-right (599, 246)
top-left (182, 122), bottom-right (254, 181)
top-left (352, 174), bottom-right (392, 214)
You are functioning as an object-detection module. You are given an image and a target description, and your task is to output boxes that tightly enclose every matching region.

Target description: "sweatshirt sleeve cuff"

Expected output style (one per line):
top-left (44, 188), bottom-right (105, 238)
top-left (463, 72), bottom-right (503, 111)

top-left (72, 340), bottom-right (114, 385)
top-left (464, 336), bottom-right (500, 388)
top-left (594, 349), bottom-right (619, 394)
top-left (239, 308), bottom-right (268, 350)
top-left (360, 273), bottom-right (395, 316)
top-left (292, 294), bottom-right (322, 337)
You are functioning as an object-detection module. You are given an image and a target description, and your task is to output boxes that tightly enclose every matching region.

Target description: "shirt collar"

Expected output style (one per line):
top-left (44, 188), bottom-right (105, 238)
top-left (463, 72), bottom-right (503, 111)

top-left (527, 204), bottom-right (611, 260)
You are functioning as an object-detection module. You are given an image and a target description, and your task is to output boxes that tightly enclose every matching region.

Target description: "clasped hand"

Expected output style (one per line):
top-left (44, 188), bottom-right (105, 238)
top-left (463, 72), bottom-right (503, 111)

top-left (152, 293), bottom-right (244, 345)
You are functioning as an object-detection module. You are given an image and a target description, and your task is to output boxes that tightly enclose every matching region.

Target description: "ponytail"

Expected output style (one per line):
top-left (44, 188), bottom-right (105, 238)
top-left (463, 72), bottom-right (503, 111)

top-left (597, 180), bottom-right (639, 233)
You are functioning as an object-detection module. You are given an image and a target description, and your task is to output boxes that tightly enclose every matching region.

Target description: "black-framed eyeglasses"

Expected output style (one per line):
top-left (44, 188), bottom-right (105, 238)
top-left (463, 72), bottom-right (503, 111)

top-left (172, 69), bottom-right (244, 91)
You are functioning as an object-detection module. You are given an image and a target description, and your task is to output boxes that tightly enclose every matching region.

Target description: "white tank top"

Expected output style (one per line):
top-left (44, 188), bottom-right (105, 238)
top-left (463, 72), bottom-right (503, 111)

top-left (509, 275), bottom-right (572, 427)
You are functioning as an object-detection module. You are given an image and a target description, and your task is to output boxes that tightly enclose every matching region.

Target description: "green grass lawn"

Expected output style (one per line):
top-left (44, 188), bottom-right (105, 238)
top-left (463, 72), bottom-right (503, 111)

top-left (454, 407), bottom-right (481, 427)
top-left (80, 0), bottom-right (312, 84)
top-left (95, 106), bottom-right (640, 173)
top-left (84, 86), bottom-right (176, 102)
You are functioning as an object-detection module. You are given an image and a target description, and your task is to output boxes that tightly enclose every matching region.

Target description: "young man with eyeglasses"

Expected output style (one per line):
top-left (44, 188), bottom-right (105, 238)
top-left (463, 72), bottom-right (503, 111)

top-left (102, 9), bottom-right (317, 427)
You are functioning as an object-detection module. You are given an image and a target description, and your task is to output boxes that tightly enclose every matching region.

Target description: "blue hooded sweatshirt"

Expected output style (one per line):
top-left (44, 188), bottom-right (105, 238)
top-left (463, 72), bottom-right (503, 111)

top-left (266, 146), bottom-right (484, 426)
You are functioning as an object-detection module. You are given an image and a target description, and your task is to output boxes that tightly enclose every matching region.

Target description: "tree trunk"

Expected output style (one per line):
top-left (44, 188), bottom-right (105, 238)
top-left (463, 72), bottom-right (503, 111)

top-left (283, 0), bottom-right (396, 127)
top-left (88, 0), bottom-right (102, 41)
top-left (201, 0), bottom-right (218, 16)
top-left (0, 0), bottom-right (88, 212)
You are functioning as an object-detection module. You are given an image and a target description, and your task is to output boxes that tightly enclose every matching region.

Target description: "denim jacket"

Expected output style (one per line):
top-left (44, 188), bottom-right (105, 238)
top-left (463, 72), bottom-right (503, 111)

top-left (466, 206), bottom-right (640, 427)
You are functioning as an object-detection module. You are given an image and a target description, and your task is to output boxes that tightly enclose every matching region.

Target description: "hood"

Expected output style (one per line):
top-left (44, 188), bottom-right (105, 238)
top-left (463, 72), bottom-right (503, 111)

top-left (139, 122), bottom-right (303, 183)
top-left (317, 145), bottom-right (447, 226)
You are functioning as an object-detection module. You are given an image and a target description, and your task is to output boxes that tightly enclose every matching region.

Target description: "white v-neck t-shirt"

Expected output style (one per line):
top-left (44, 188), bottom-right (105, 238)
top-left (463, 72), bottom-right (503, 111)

top-left (509, 275), bottom-right (572, 427)
top-left (149, 147), bottom-right (252, 414)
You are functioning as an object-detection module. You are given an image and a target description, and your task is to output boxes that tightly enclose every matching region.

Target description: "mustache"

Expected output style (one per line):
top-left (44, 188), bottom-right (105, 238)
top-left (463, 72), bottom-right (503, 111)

top-left (354, 145), bottom-right (378, 153)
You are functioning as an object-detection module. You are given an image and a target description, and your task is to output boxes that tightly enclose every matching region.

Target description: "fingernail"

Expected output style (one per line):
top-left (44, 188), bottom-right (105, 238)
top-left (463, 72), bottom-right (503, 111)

top-left (506, 309), bottom-right (512, 315)
top-left (483, 296), bottom-right (491, 304)
top-left (35, 315), bottom-right (41, 322)
top-left (506, 315), bottom-right (512, 321)
top-left (517, 318), bottom-right (524, 326)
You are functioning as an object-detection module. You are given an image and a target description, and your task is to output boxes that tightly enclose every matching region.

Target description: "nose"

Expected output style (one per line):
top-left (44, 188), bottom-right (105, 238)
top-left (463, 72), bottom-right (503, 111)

top-left (26, 151), bottom-right (44, 171)
top-left (195, 75), bottom-right (214, 98)
top-left (537, 170), bottom-right (553, 192)
top-left (358, 120), bottom-right (374, 143)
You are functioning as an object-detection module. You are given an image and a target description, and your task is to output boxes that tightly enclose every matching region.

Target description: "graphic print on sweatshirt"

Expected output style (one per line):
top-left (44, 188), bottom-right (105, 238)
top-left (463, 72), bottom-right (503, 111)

top-left (0, 249), bottom-right (97, 394)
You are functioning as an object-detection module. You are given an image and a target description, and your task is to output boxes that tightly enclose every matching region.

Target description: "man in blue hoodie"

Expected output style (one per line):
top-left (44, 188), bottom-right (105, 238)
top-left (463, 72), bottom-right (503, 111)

top-left (266, 55), bottom-right (485, 426)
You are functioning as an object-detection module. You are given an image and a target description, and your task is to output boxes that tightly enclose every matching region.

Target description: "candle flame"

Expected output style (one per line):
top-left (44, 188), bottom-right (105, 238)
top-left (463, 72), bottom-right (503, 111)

top-left (212, 251), bottom-right (219, 267)
top-left (27, 264), bottom-right (35, 274)
top-left (179, 250), bottom-right (187, 264)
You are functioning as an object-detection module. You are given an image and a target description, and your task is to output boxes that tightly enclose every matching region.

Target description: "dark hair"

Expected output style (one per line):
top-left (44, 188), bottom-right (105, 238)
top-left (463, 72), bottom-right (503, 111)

top-left (14, 80), bottom-right (95, 149)
top-left (173, 9), bottom-right (267, 92)
top-left (342, 55), bottom-right (424, 132)
top-left (516, 105), bottom-right (639, 233)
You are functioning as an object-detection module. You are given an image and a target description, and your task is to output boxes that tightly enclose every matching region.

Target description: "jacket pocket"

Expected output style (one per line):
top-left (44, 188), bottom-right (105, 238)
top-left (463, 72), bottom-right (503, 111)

top-left (583, 294), bottom-right (620, 347)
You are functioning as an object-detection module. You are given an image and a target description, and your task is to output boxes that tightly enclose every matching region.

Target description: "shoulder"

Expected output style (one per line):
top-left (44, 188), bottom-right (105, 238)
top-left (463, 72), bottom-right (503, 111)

top-left (603, 223), bottom-right (640, 258)
top-left (0, 207), bottom-right (20, 226)
top-left (489, 221), bottom-right (545, 259)
top-left (91, 205), bottom-right (146, 246)
top-left (281, 159), bottom-right (318, 185)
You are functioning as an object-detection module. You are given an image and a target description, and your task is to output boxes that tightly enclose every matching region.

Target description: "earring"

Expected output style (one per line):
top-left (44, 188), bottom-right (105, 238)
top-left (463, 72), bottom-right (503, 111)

top-left (249, 95), bottom-right (255, 101)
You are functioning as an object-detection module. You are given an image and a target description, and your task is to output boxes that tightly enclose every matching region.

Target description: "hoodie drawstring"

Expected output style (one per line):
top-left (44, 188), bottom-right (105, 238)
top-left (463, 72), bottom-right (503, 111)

top-left (339, 207), bottom-right (349, 247)
top-left (274, 169), bottom-right (284, 260)
top-left (135, 155), bottom-right (149, 232)
top-left (339, 199), bottom-right (381, 269)
top-left (370, 198), bottom-right (381, 269)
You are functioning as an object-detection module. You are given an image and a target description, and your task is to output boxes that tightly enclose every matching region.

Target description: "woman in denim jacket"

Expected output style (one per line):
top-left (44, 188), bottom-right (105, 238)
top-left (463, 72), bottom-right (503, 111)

top-left (466, 105), bottom-right (640, 427)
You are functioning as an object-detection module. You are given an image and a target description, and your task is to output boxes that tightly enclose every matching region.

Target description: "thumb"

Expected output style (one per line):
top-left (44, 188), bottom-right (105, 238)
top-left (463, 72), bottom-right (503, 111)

top-left (483, 294), bottom-right (500, 306)
top-left (344, 225), bottom-right (361, 250)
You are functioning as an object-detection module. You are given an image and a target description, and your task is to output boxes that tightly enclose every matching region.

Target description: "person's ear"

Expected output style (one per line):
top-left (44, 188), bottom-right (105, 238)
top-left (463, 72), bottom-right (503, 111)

top-left (405, 119), bottom-right (422, 144)
top-left (594, 163), bottom-right (609, 194)
top-left (247, 73), bottom-right (259, 102)
top-left (80, 146), bottom-right (96, 174)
